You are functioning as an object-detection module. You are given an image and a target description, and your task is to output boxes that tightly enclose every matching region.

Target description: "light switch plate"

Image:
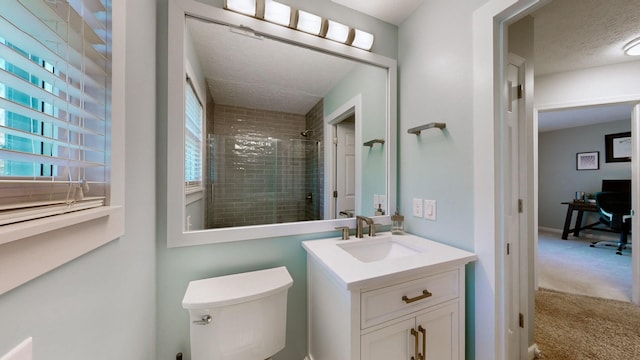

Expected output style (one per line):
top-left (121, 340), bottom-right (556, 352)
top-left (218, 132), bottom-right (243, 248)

top-left (1, 338), bottom-right (32, 360)
top-left (412, 198), bottom-right (423, 217)
top-left (424, 200), bottom-right (436, 221)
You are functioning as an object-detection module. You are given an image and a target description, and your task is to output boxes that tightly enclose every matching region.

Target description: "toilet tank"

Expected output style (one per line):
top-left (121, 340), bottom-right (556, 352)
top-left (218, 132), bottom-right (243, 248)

top-left (182, 266), bottom-right (293, 360)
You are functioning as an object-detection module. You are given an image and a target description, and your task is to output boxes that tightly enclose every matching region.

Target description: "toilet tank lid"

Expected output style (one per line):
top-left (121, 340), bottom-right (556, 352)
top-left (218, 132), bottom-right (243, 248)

top-left (182, 266), bottom-right (293, 309)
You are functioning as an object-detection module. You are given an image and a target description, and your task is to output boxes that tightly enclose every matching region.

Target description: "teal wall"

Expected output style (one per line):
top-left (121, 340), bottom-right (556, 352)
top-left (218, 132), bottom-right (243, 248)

top-left (324, 64), bottom-right (388, 216)
top-left (155, 1), bottom-right (399, 359)
top-left (0, 0), bottom-right (158, 358)
top-left (539, 119), bottom-right (632, 230)
top-left (398, 0), bottom-right (488, 359)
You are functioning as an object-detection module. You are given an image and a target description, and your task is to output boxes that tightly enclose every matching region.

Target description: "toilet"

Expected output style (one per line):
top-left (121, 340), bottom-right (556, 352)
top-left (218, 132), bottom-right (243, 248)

top-left (182, 266), bottom-right (293, 360)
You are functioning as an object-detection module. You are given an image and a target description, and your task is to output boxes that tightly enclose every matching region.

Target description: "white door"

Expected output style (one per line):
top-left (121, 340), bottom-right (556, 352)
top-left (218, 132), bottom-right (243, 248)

top-left (416, 302), bottom-right (458, 360)
top-left (505, 58), bottom-right (523, 359)
top-left (336, 121), bottom-right (356, 218)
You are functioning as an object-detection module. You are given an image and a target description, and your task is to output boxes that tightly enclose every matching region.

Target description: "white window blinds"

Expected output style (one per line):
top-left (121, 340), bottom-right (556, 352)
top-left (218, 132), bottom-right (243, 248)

top-left (0, 0), bottom-right (111, 226)
top-left (185, 77), bottom-right (203, 191)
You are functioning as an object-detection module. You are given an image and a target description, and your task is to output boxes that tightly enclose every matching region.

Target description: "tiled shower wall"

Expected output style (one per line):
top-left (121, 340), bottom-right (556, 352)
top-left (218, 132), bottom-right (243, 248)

top-left (305, 100), bottom-right (324, 220)
top-left (207, 102), bottom-right (323, 228)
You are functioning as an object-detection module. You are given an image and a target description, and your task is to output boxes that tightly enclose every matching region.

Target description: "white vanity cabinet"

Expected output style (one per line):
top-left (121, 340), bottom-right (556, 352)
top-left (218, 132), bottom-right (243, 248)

top-left (361, 302), bottom-right (458, 360)
top-left (307, 257), bottom-right (467, 360)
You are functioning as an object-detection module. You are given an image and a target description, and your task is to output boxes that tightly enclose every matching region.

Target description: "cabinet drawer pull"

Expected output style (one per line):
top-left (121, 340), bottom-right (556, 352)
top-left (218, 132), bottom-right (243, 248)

top-left (402, 289), bottom-right (433, 304)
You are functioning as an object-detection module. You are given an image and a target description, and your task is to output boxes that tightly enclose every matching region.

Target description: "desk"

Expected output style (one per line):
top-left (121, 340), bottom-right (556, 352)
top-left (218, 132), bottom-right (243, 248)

top-left (561, 201), bottom-right (602, 239)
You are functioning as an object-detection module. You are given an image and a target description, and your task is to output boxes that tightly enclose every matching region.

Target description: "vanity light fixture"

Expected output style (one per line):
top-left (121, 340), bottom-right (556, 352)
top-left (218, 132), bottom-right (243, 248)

top-left (224, 0), bottom-right (257, 17)
top-left (324, 19), bottom-right (350, 43)
top-left (295, 10), bottom-right (323, 35)
top-left (351, 29), bottom-right (375, 51)
top-left (223, 1), bottom-right (374, 51)
top-left (623, 36), bottom-right (640, 56)
top-left (263, 0), bottom-right (292, 27)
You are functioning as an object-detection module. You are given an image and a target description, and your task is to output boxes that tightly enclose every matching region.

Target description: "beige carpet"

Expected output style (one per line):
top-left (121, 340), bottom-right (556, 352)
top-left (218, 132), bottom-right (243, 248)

top-left (537, 231), bottom-right (632, 301)
top-left (535, 288), bottom-right (640, 359)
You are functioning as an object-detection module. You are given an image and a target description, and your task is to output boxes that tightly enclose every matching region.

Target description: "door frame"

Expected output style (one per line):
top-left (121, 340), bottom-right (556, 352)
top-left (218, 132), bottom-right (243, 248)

top-left (324, 94), bottom-right (362, 220)
top-left (473, 1), bottom-right (541, 359)
top-left (534, 98), bottom-right (640, 286)
top-left (474, 0), bottom-right (640, 359)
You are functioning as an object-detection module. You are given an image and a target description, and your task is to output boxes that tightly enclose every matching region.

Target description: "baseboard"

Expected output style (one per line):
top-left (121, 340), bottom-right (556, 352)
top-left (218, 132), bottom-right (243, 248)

top-left (538, 226), bottom-right (561, 234)
top-left (529, 343), bottom-right (541, 359)
top-left (538, 227), bottom-right (618, 241)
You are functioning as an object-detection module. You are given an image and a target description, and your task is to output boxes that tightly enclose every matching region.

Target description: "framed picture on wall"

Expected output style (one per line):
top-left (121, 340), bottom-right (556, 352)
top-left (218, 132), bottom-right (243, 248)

top-left (576, 151), bottom-right (599, 170)
top-left (605, 131), bottom-right (631, 163)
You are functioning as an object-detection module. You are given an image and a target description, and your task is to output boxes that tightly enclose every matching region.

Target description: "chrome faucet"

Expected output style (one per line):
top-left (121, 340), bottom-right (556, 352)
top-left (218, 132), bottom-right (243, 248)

top-left (356, 215), bottom-right (375, 238)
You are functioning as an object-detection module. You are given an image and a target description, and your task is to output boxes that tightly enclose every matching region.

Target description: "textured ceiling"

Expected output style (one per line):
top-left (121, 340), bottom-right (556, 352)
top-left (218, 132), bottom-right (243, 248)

top-left (532, 0), bottom-right (640, 76)
top-left (532, 0), bottom-right (640, 131)
top-left (186, 18), bottom-right (358, 115)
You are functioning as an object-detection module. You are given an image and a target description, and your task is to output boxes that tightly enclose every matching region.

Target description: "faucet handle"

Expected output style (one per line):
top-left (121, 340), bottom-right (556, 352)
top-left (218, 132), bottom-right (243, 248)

top-left (335, 226), bottom-right (350, 240)
top-left (370, 223), bottom-right (382, 237)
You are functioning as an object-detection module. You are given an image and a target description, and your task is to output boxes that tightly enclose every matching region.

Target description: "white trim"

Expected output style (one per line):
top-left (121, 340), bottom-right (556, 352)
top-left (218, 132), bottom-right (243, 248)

top-left (535, 99), bottom-right (640, 305)
top-left (528, 343), bottom-right (540, 359)
top-left (0, 206), bottom-right (121, 246)
top-left (473, 1), bottom-right (543, 359)
top-left (632, 104), bottom-right (640, 304)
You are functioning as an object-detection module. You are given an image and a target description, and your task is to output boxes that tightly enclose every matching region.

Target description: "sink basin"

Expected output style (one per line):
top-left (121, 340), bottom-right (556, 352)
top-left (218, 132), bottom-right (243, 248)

top-left (337, 236), bottom-right (425, 263)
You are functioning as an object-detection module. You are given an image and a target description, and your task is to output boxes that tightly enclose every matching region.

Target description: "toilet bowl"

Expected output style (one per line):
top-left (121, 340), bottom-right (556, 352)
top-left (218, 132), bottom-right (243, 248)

top-left (182, 266), bottom-right (293, 360)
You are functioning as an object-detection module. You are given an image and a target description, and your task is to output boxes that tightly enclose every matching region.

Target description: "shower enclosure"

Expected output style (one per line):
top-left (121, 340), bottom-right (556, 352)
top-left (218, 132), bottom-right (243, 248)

top-left (206, 134), bottom-right (322, 228)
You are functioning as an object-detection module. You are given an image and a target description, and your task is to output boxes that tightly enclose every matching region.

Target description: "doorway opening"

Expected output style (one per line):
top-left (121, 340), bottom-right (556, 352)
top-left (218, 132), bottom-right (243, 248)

top-left (501, 1), bottom-right (640, 359)
top-left (324, 94), bottom-right (363, 220)
top-left (473, 0), bottom-right (640, 358)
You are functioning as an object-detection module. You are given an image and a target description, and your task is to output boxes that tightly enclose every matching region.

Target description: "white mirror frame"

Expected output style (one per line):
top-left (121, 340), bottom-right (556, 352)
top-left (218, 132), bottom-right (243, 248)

top-left (166, 0), bottom-right (397, 247)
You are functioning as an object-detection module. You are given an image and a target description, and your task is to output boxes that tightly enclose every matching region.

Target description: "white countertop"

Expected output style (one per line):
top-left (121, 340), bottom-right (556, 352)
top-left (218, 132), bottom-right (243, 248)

top-left (302, 232), bottom-right (477, 290)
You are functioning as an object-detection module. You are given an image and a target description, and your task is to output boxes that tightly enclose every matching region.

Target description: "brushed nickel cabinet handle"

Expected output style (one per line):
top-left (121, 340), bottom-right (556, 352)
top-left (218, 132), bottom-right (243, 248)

top-left (402, 290), bottom-right (433, 304)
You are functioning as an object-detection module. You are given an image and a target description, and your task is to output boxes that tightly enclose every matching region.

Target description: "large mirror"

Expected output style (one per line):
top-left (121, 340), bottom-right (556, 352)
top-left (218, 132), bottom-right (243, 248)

top-left (166, 0), bottom-right (397, 247)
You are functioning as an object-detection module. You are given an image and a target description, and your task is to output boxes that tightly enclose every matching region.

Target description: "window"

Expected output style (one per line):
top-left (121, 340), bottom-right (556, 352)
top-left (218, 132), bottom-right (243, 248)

top-left (184, 76), bottom-right (203, 192)
top-left (0, 0), bottom-right (111, 226)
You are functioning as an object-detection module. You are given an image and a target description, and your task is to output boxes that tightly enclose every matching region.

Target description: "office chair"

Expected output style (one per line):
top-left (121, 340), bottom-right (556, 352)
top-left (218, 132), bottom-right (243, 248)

top-left (590, 191), bottom-right (631, 255)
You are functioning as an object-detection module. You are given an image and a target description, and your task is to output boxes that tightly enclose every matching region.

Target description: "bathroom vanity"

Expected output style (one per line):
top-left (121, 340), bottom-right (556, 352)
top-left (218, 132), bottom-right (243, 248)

top-left (302, 233), bottom-right (476, 360)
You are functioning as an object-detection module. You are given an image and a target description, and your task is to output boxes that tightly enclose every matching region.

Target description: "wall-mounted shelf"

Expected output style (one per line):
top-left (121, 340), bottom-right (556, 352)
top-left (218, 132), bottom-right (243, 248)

top-left (363, 139), bottom-right (385, 147)
top-left (407, 122), bottom-right (446, 135)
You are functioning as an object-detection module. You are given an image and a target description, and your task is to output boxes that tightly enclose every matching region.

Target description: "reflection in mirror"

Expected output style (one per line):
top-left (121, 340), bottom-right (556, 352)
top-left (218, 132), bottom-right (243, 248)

top-left (166, 0), bottom-right (396, 246)
top-left (184, 16), bottom-right (388, 231)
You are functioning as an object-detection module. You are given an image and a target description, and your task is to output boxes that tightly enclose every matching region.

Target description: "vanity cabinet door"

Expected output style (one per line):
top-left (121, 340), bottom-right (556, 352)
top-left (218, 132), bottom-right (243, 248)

top-left (361, 318), bottom-right (415, 360)
top-left (361, 302), bottom-right (459, 360)
top-left (415, 302), bottom-right (459, 360)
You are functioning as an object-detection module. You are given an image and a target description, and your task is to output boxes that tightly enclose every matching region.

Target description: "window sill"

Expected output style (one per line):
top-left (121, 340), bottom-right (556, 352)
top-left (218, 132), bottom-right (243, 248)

top-left (185, 187), bottom-right (204, 205)
top-left (0, 206), bottom-right (124, 295)
top-left (0, 206), bottom-right (122, 246)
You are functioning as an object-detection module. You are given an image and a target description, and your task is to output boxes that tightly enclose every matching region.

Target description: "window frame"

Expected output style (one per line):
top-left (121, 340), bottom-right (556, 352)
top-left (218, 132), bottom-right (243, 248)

top-left (184, 75), bottom-right (204, 194)
top-left (0, 0), bottom-right (124, 295)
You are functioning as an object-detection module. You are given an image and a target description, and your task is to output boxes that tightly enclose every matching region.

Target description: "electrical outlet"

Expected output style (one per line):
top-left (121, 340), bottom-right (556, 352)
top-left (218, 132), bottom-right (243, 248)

top-left (424, 200), bottom-right (437, 221)
top-left (373, 194), bottom-right (379, 207)
top-left (412, 198), bottom-right (423, 217)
